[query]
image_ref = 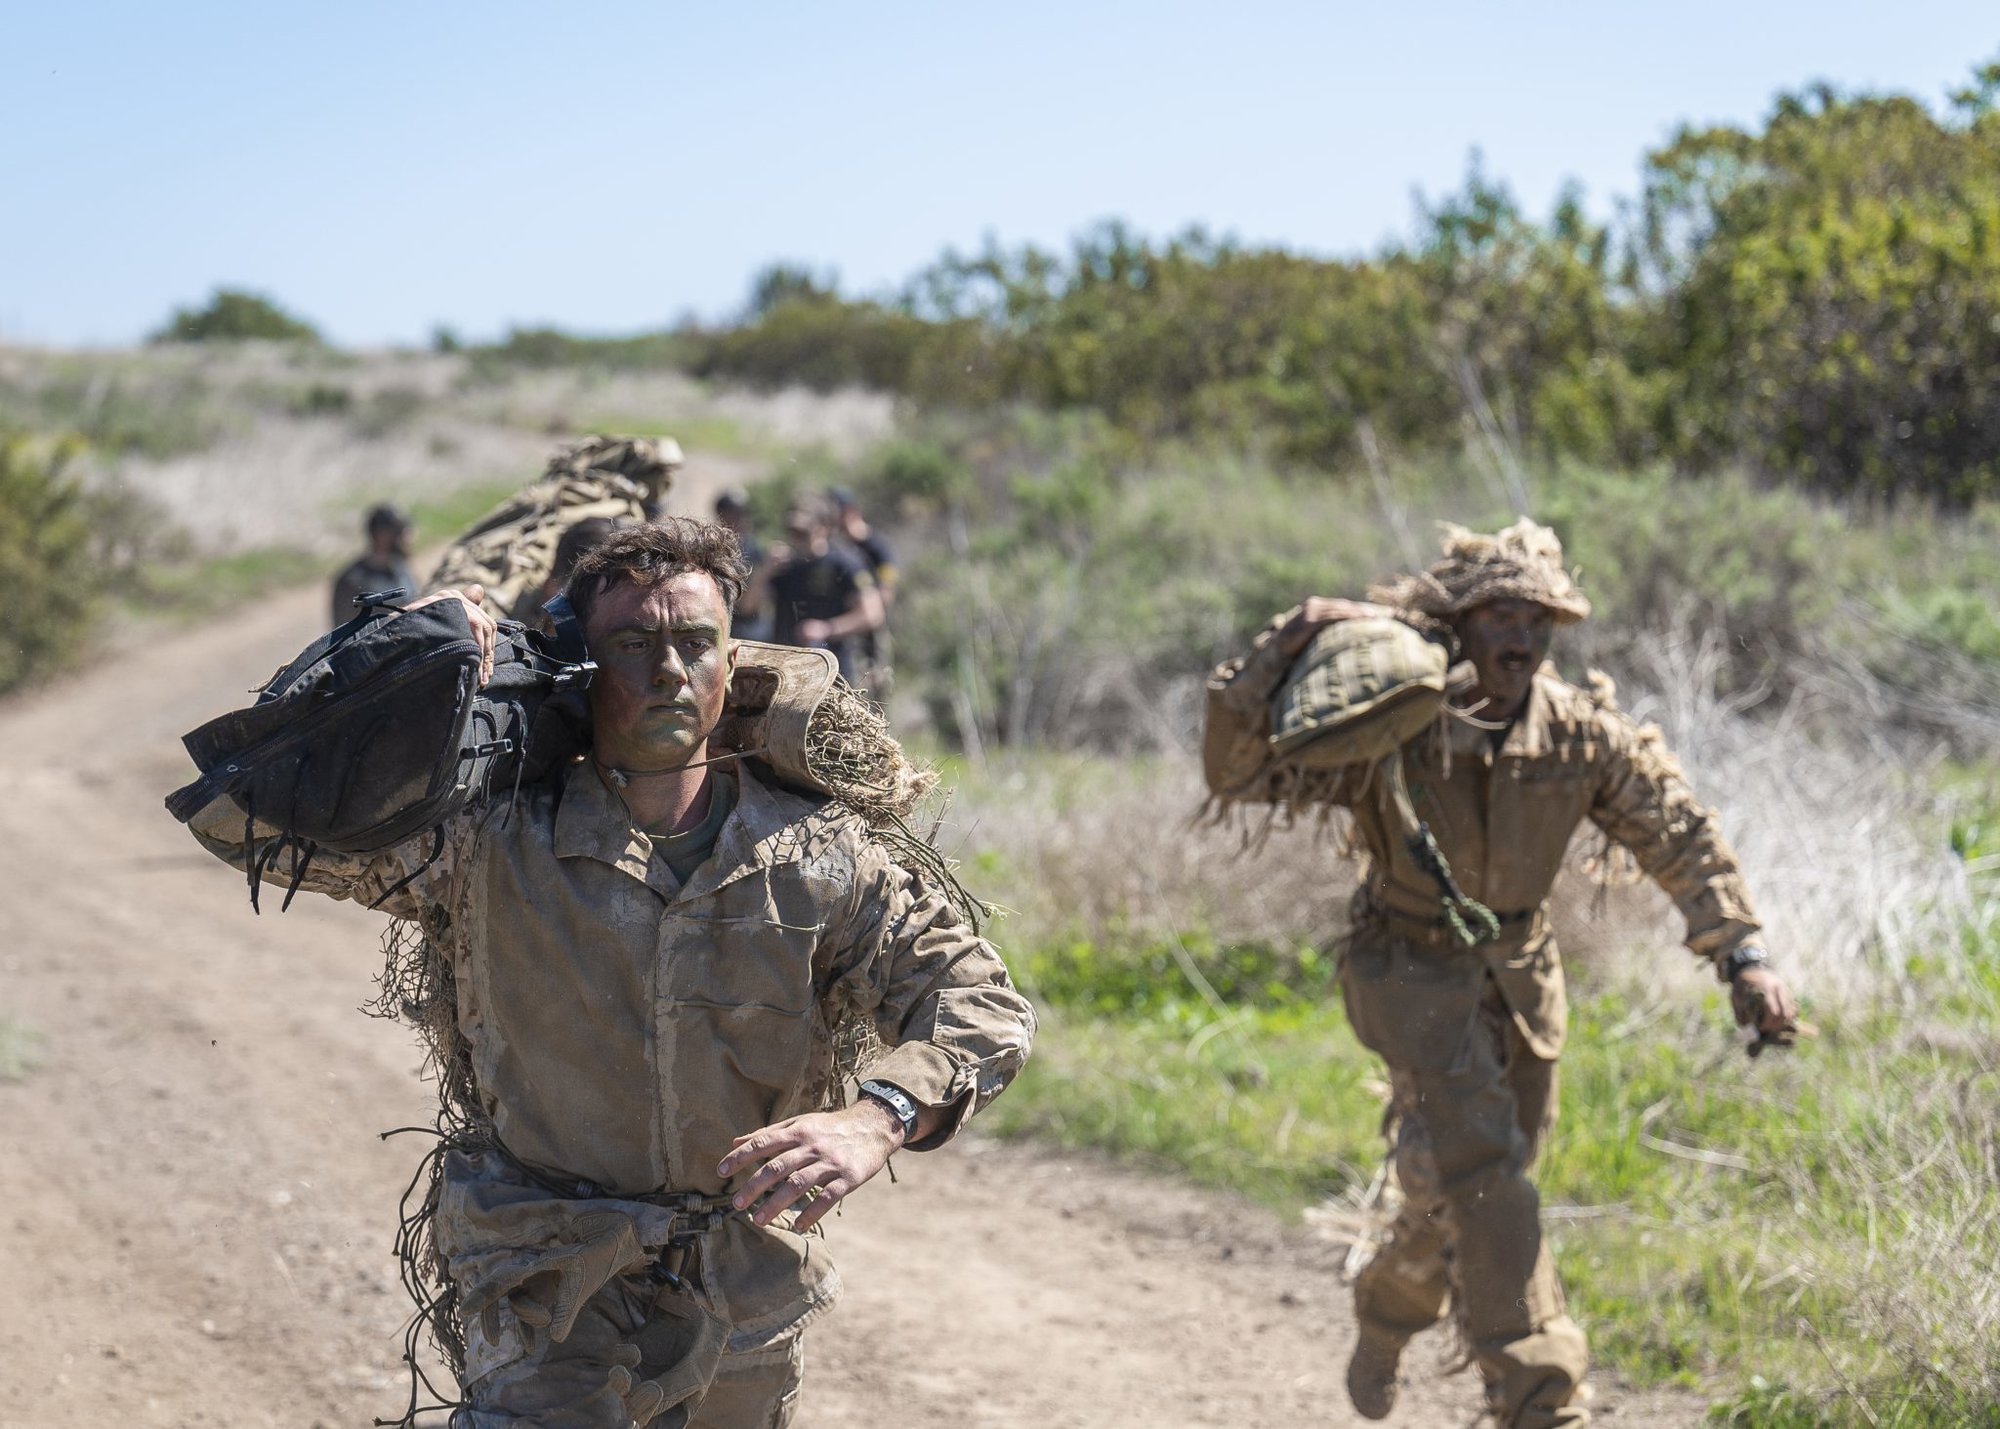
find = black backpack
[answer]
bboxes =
[164,593,593,910]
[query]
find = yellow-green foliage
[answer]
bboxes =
[150,287,323,345]
[664,62,2000,507]
[1645,84,2000,501]
[0,436,103,693]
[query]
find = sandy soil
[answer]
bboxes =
[0,536,1708,1426]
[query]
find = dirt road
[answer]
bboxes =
[0,580,1705,1427]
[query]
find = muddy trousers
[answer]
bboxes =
[689,1339,805,1429]
[459,1271,802,1429]
[1351,987,1589,1428]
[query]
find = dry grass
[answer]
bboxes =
[0,343,896,557]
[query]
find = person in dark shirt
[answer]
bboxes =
[330,504,414,627]
[829,486,897,694]
[829,486,897,606]
[713,489,771,640]
[742,494,884,682]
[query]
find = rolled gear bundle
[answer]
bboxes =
[425,436,685,622]
[1268,617,1448,769]
[717,641,936,822]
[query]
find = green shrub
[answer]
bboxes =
[150,287,322,344]
[0,436,105,692]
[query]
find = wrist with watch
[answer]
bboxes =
[858,1079,919,1141]
[1720,943,1771,981]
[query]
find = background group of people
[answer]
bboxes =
[334,470,899,698]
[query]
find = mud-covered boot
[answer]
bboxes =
[1346,1323,1409,1420]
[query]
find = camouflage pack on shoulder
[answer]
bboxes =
[425,436,684,621]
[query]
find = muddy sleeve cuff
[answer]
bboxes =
[822,838,1037,1151]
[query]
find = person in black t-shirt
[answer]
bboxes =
[741,494,884,683]
[830,486,897,694]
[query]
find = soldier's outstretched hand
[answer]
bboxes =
[718,1102,910,1233]
[1731,966,1800,1038]
[1276,597,1399,656]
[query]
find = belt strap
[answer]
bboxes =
[1384,754,1503,946]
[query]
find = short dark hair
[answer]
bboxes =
[365,503,409,537]
[565,518,750,628]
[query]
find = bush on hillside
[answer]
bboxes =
[671,58,2000,505]
[852,414,2000,754]
[150,288,323,345]
[0,436,105,693]
[1643,85,2000,501]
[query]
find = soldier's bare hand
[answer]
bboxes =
[1730,966,1798,1035]
[409,584,498,686]
[717,1102,906,1232]
[1275,597,1396,656]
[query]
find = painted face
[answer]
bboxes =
[584,571,737,770]
[1457,598,1555,717]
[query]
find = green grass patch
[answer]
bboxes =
[395,479,523,541]
[0,1016,43,1082]
[121,545,328,623]
[576,413,756,456]
[990,932,2000,1423]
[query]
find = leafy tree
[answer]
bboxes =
[1642,77,2000,500]
[150,288,322,344]
[744,263,838,318]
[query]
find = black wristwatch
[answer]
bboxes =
[858,1079,919,1141]
[1720,944,1771,981]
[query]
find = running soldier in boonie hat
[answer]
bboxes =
[1204,517,1801,1428]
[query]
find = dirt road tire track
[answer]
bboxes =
[0,578,1705,1427]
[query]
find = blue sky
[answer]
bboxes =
[4,2,1995,347]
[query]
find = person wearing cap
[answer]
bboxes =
[331,504,415,626]
[1203,518,1800,1428]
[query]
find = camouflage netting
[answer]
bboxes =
[544,434,684,495]
[362,664,977,1420]
[801,677,938,821]
[365,916,487,1423]
[1369,517,1591,643]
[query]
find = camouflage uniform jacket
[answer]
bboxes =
[1206,606,1761,1059]
[187,762,1035,1353]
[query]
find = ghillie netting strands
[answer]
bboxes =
[720,641,981,931]
[364,918,485,1424]
[1367,516,1592,644]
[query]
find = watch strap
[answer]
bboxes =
[858,1079,918,1139]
